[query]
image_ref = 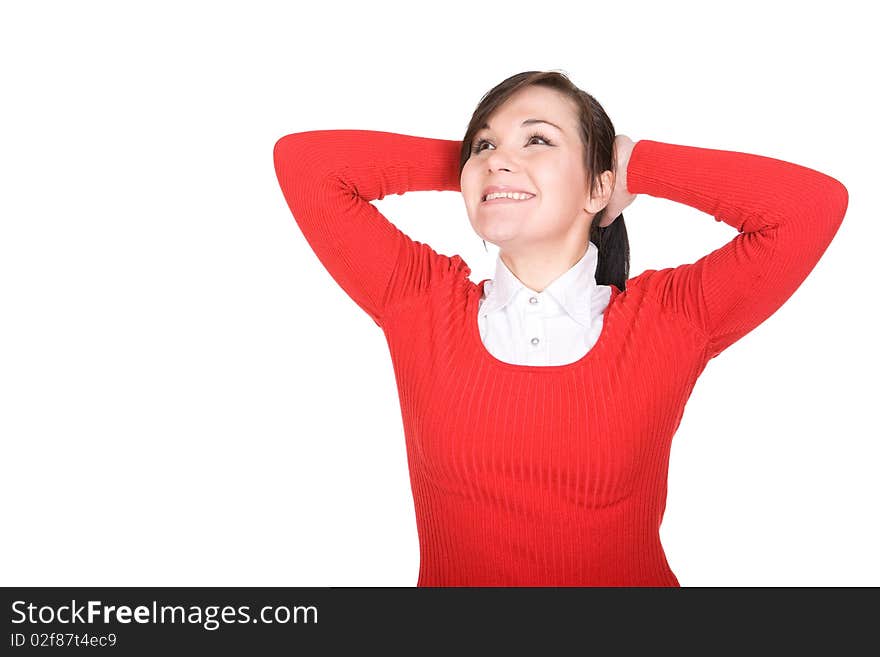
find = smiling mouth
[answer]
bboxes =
[481,194,536,204]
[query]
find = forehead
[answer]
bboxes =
[478,86,575,134]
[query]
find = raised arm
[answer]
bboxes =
[625,139,848,360]
[273,129,469,328]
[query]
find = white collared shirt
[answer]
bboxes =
[478,241,613,366]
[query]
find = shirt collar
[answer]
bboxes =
[480,241,603,328]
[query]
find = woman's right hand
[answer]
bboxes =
[599,134,638,227]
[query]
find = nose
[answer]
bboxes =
[485,148,514,173]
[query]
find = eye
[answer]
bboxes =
[471,131,553,155]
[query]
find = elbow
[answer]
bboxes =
[812,175,849,230]
[273,132,310,171]
[273,132,333,183]
[821,171,849,220]
[833,179,849,222]
[273,134,292,174]
[817,177,849,245]
[824,178,849,238]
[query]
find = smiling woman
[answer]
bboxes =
[459,72,629,291]
[272,70,848,586]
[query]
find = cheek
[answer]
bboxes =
[542,165,587,207]
[460,168,479,204]
[534,174,572,211]
[531,186,584,233]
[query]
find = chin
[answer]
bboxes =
[477,221,525,243]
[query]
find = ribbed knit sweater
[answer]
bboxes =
[273,129,848,586]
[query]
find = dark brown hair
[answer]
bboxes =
[458,70,630,291]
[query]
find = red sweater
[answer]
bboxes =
[273,130,848,586]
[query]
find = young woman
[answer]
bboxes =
[273,70,848,587]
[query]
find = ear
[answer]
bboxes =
[584,169,614,214]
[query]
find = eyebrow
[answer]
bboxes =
[478,118,564,134]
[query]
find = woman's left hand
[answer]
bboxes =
[599,134,638,227]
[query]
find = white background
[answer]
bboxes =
[1,0,876,587]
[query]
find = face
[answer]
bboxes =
[461,85,602,256]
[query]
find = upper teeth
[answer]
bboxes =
[484,191,534,201]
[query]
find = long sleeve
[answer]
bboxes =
[273,129,468,328]
[626,139,849,360]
